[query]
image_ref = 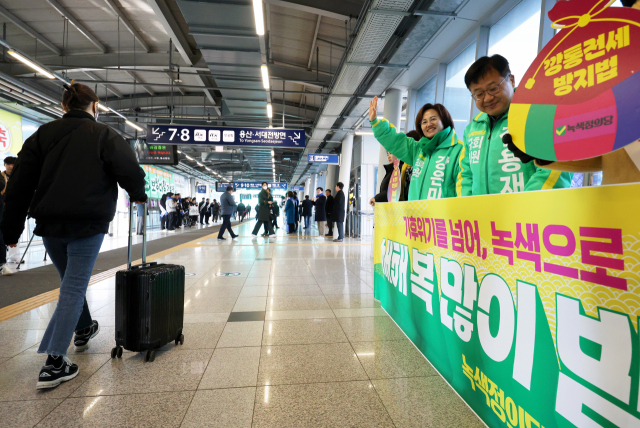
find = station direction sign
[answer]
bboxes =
[308,154,339,164]
[148,125,305,148]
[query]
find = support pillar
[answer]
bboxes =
[376,88,402,193]
[336,134,354,238]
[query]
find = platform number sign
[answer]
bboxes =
[149,125,305,148]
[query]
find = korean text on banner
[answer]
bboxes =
[143,165,175,199]
[374,183,640,428]
[0,109,23,161]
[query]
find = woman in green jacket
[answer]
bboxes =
[369,96,463,200]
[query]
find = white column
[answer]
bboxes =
[310,173,317,195]
[325,164,337,196]
[376,88,402,193]
[336,134,354,238]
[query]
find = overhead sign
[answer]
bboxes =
[509,1,640,161]
[133,141,179,165]
[148,125,305,148]
[197,185,207,194]
[289,186,304,192]
[216,182,287,191]
[308,154,339,164]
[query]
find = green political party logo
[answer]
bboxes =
[555,125,566,136]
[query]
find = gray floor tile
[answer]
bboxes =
[332,308,388,318]
[263,318,348,346]
[265,309,335,321]
[0,399,62,428]
[182,388,255,428]
[338,317,407,342]
[239,285,269,297]
[373,376,485,428]
[317,282,374,295]
[267,285,323,296]
[268,276,318,286]
[0,353,110,402]
[228,311,266,322]
[0,329,45,358]
[158,322,225,351]
[243,277,270,286]
[70,349,212,397]
[232,297,267,312]
[183,313,230,324]
[216,321,264,348]
[353,340,438,379]
[266,295,330,311]
[257,343,368,385]
[0,319,52,331]
[324,294,381,309]
[253,381,394,428]
[199,347,261,389]
[183,296,237,314]
[36,391,194,428]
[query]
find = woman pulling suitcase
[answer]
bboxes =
[0,82,147,389]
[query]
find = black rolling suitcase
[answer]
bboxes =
[111,201,185,362]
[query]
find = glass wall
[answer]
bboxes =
[444,42,477,132]
[488,0,541,86]
[416,76,436,110]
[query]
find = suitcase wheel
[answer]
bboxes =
[145,350,156,363]
[111,346,123,359]
[175,334,185,346]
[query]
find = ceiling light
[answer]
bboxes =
[266,103,272,118]
[96,103,110,112]
[261,65,270,89]
[253,0,265,35]
[271,149,274,156]
[185,155,194,160]
[197,162,204,167]
[125,120,144,132]
[355,131,374,136]
[7,50,55,79]
[177,150,182,153]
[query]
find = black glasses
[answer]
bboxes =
[471,74,510,101]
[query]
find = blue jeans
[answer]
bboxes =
[38,233,105,357]
[337,222,344,240]
[304,216,311,228]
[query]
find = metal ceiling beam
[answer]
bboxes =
[147,0,194,65]
[103,0,151,53]
[306,15,321,70]
[263,0,351,22]
[82,71,123,98]
[0,5,62,55]
[123,70,155,96]
[46,0,108,53]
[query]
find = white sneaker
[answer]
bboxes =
[1,264,15,276]
[251,233,257,237]
[268,233,276,237]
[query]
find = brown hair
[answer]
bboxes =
[406,130,421,141]
[414,103,454,138]
[62,80,99,111]
[287,191,294,197]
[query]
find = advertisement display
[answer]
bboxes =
[148,125,305,148]
[132,140,179,165]
[0,109,23,162]
[374,184,640,428]
[216,182,287,191]
[143,165,174,199]
[308,154,339,164]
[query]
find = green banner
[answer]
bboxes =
[143,165,175,199]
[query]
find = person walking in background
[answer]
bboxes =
[159,193,168,231]
[271,196,280,230]
[136,202,145,235]
[0,156,16,275]
[198,197,207,224]
[293,191,300,232]
[218,186,238,241]
[254,203,260,220]
[301,195,313,229]
[324,189,334,238]
[166,193,176,232]
[203,198,211,224]
[311,187,326,236]
[237,200,246,222]
[0,81,146,389]
[333,182,346,242]
[252,182,275,238]
[246,204,251,220]
[284,191,296,233]
[210,199,219,224]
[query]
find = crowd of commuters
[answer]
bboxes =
[158,193,221,232]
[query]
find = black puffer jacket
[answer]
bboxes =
[0,110,146,244]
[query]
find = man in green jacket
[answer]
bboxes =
[458,55,572,196]
[369,99,463,200]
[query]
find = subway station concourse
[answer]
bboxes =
[0,0,637,427]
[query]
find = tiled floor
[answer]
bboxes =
[0,221,485,427]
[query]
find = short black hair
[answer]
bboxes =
[305,195,309,199]
[262,182,268,186]
[226,186,234,191]
[336,182,344,190]
[316,187,323,191]
[464,54,511,89]
[325,189,331,194]
[3,156,17,165]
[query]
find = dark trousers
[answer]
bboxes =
[218,215,237,238]
[288,223,295,232]
[0,209,5,265]
[167,212,176,230]
[205,213,211,224]
[160,215,167,230]
[272,217,278,229]
[252,220,274,235]
[200,212,206,224]
[327,221,333,235]
[337,222,344,240]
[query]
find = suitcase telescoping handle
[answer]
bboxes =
[127,198,149,270]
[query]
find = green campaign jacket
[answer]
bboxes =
[458,109,572,196]
[371,118,463,200]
